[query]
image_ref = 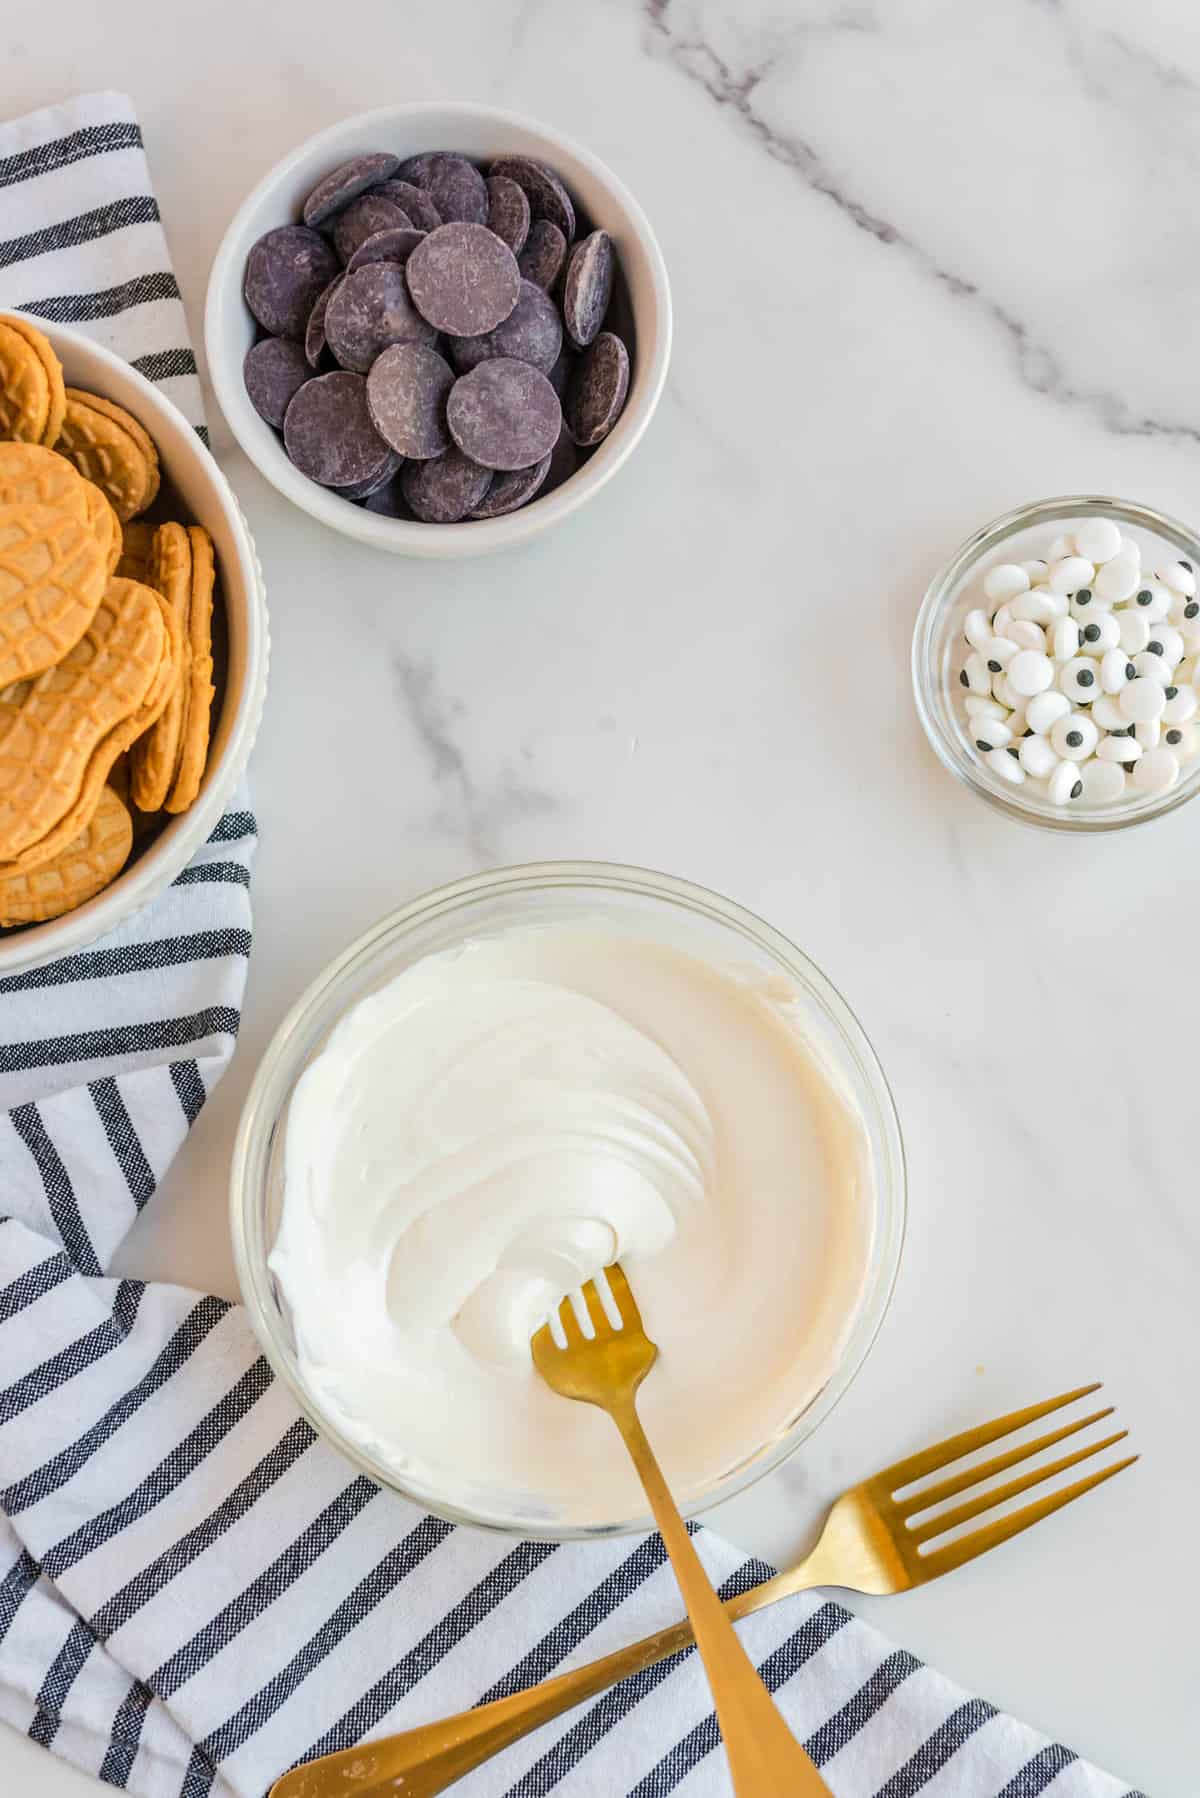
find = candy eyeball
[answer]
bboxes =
[1059,657,1099,702]
[1073,519,1122,564]
[983,563,1030,605]
[956,526,1200,806]
[1050,713,1099,760]
[1093,558,1141,603]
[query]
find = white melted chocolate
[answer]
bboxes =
[272,923,875,1527]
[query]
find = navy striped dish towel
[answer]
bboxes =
[0,92,1144,1798]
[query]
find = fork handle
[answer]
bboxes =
[610,1397,834,1796]
[267,1566,807,1798]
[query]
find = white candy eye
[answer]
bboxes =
[1132,747,1180,794]
[1019,559,1047,580]
[1077,612,1120,655]
[1048,760,1084,804]
[965,695,1008,719]
[1024,689,1071,734]
[992,604,1014,635]
[1048,556,1095,595]
[1018,734,1059,777]
[1093,558,1140,603]
[1050,713,1099,760]
[1058,656,1099,702]
[1146,623,1183,666]
[981,637,1018,672]
[1162,684,1198,724]
[1010,590,1057,625]
[1092,692,1127,729]
[1116,610,1150,654]
[1132,650,1171,685]
[983,563,1031,604]
[1156,560,1196,597]
[961,652,991,694]
[1069,586,1101,619]
[1119,676,1167,723]
[1051,617,1079,661]
[1005,619,1046,652]
[1073,519,1122,563]
[1007,650,1055,696]
[964,608,991,649]
[1163,721,1197,756]
[1129,581,1171,622]
[1097,733,1140,764]
[971,718,1012,752]
[1099,649,1132,694]
[985,745,1026,784]
[1079,759,1127,803]
[1135,717,1161,749]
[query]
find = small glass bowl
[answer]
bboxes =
[230,862,906,1540]
[912,495,1200,832]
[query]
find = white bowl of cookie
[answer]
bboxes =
[0,315,269,975]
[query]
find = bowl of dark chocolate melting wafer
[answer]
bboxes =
[206,104,673,558]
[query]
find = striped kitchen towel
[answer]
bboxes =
[0,91,1145,1798]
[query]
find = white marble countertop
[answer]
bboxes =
[3,1,1198,1792]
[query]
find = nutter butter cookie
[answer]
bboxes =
[57,387,161,521]
[0,784,133,927]
[0,494,108,687]
[0,316,61,445]
[0,321,224,927]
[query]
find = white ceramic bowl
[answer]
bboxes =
[0,322,269,975]
[205,103,673,559]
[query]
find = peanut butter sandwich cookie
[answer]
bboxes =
[0,315,65,446]
[166,525,216,814]
[131,524,215,815]
[0,493,109,687]
[0,785,133,927]
[56,387,161,521]
[0,577,167,875]
[0,328,222,927]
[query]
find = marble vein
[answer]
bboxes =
[643,0,1200,448]
[391,653,557,864]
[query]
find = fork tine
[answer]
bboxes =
[557,1293,584,1346]
[580,1279,610,1337]
[878,1383,1103,1494]
[918,1454,1138,1577]
[907,1430,1129,1544]
[899,1407,1115,1516]
[604,1262,641,1325]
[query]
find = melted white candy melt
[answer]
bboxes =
[272,924,875,1528]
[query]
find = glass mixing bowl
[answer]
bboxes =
[230,862,906,1539]
[913,495,1200,832]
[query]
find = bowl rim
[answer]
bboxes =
[912,492,1200,833]
[230,858,908,1540]
[0,319,269,974]
[205,101,673,559]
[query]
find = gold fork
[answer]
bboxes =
[532,1263,830,1793]
[270,1376,1135,1798]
